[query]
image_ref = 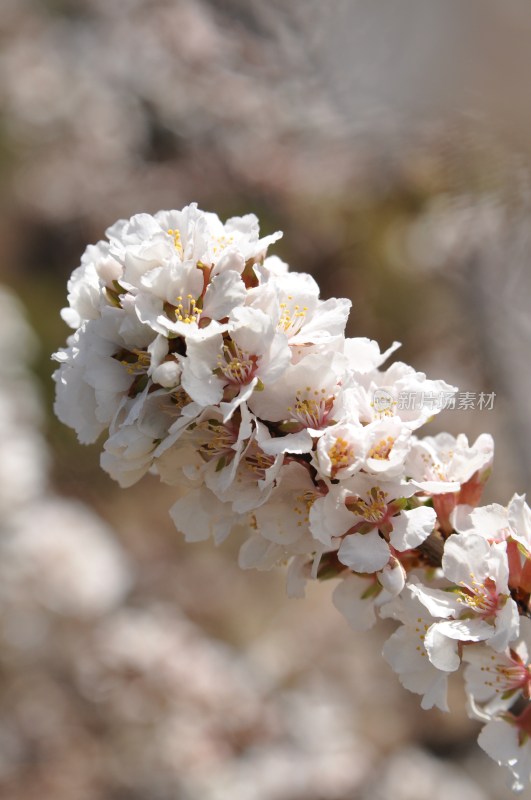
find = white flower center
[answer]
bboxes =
[368,436,395,461]
[238,444,275,483]
[370,395,396,419]
[421,451,452,482]
[175,294,201,325]
[288,387,334,429]
[169,387,190,413]
[278,295,308,335]
[116,348,151,375]
[167,228,183,255]
[292,490,318,528]
[457,575,501,618]
[216,342,256,385]
[193,419,238,463]
[414,617,430,656]
[328,436,355,477]
[347,487,389,523]
[479,656,530,694]
[212,234,235,255]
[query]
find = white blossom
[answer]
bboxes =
[313,422,368,480]
[332,572,391,632]
[247,270,351,349]
[351,361,457,430]
[477,717,531,793]
[381,585,450,712]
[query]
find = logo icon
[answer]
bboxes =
[372,388,394,414]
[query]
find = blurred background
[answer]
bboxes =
[1,1,531,798]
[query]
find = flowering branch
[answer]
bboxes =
[53,204,531,792]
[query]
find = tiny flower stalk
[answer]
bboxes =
[508,542,531,600]
[515,704,531,741]
[432,492,458,536]
[416,528,446,567]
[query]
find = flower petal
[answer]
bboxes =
[338,530,390,573]
[389,506,436,551]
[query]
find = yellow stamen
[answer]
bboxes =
[167,228,183,254]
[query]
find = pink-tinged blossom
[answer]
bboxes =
[464,618,531,711]
[181,305,291,420]
[406,432,494,533]
[454,494,531,555]
[247,351,348,434]
[412,534,519,672]
[452,495,531,595]
[361,416,413,479]
[406,432,494,495]
[335,475,433,574]
[313,422,368,481]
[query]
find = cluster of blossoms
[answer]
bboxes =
[54,204,531,791]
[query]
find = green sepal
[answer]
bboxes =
[501,689,518,701]
[517,541,530,559]
[278,421,302,433]
[361,582,382,600]
[317,564,341,581]
[104,287,122,308]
